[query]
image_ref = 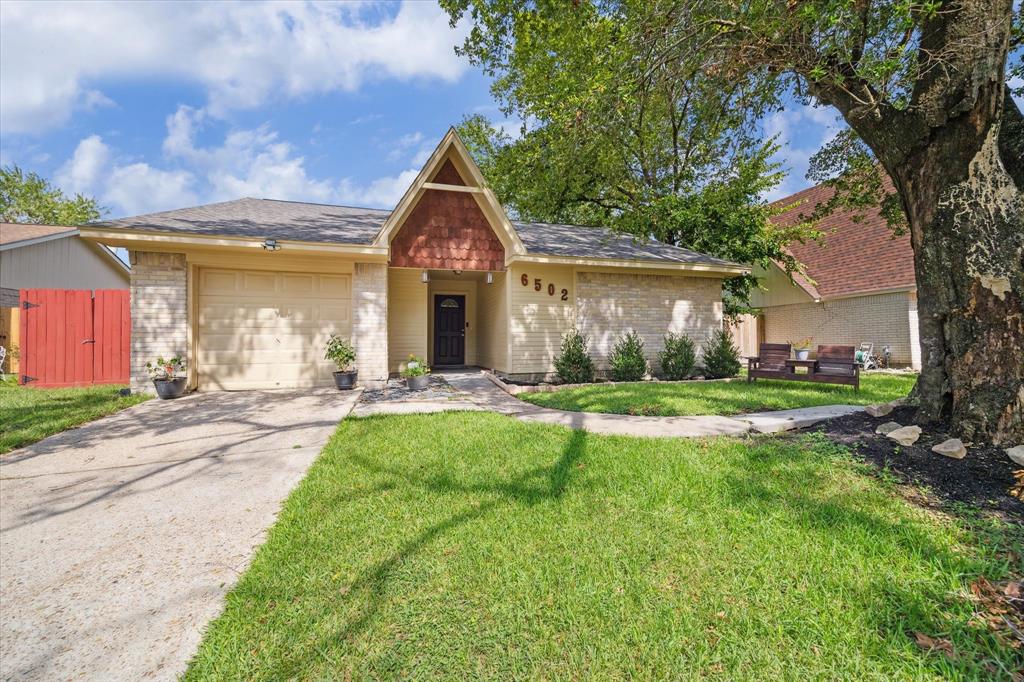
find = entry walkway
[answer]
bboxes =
[364,370,864,437]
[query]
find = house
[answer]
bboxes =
[0,224,130,374]
[748,183,921,369]
[79,129,747,393]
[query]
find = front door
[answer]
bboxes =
[434,295,465,366]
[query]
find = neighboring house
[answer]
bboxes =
[749,183,921,369]
[80,129,747,393]
[0,224,130,374]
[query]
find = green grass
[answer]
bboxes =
[0,377,149,454]
[186,412,1021,680]
[521,371,917,416]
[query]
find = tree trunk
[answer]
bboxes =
[891,119,1023,446]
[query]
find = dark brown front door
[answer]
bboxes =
[434,295,465,366]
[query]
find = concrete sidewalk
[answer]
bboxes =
[0,389,360,681]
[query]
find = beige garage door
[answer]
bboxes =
[198,268,351,390]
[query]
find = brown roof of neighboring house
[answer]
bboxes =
[0,223,77,247]
[769,182,916,300]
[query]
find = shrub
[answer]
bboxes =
[324,334,356,371]
[702,329,741,378]
[401,354,430,378]
[609,330,648,382]
[554,329,595,384]
[658,332,697,380]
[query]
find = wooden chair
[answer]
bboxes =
[747,343,792,382]
[812,345,860,390]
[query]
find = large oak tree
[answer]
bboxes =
[445,0,1024,445]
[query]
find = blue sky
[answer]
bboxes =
[0,0,943,219]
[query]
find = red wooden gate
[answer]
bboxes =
[19,289,130,387]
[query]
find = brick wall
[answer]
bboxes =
[353,262,388,388]
[762,291,917,366]
[575,271,723,375]
[129,251,187,393]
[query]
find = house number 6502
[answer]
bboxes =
[520,272,569,300]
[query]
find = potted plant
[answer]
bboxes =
[791,337,813,361]
[146,356,187,399]
[325,334,358,389]
[401,354,430,390]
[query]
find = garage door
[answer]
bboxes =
[198,268,351,390]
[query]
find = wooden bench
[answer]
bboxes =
[747,343,860,390]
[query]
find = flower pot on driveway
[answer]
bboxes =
[333,370,358,390]
[795,349,811,361]
[406,375,430,390]
[153,377,188,399]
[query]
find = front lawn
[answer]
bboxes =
[0,378,149,454]
[521,371,917,416]
[186,412,1020,680]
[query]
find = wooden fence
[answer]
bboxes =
[18,289,130,387]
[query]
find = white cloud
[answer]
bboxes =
[762,103,845,202]
[56,135,111,194]
[1,0,469,134]
[59,106,423,215]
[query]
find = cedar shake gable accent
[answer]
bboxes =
[430,159,466,186]
[769,179,916,299]
[389,190,506,271]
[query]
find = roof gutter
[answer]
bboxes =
[79,226,390,259]
[508,252,750,276]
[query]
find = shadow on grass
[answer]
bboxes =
[261,427,589,679]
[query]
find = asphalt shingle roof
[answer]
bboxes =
[769,181,916,299]
[95,197,740,268]
[0,223,77,247]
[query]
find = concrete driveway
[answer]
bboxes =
[0,389,359,681]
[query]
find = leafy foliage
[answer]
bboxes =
[444,0,820,315]
[701,330,741,379]
[608,330,648,382]
[401,355,430,378]
[145,356,186,380]
[553,328,595,384]
[324,334,356,372]
[0,165,101,225]
[658,333,697,380]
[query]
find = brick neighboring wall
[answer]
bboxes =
[576,272,723,374]
[353,262,388,389]
[129,251,187,393]
[762,291,917,366]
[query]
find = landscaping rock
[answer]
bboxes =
[1006,445,1024,467]
[886,425,922,446]
[875,421,902,435]
[865,403,894,417]
[931,438,967,460]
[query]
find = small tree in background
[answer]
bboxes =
[658,332,696,380]
[554,328,595,384]
[0,165,101,225]
[609,330,648,382]
[702,330,741,379]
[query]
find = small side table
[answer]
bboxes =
[785,359,816,376]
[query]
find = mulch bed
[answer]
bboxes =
[812,405,1023,523]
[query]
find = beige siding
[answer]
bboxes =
[576,271,723,373]
[1,237,128,291]
[749,262,815,308]
[508,263,576,375]
[762,291,916,365]
[477,270,508,371]
[427,279,478,366]
[388,268,428,372]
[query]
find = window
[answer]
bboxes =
[440,298,460,308]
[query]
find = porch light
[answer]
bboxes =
[453,269,463,275]
[262,238,280,251]
[486,272,493,284]
[421,270,429,283]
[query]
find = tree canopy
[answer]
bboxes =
[0,165,101,225]
[444,0,818,316]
